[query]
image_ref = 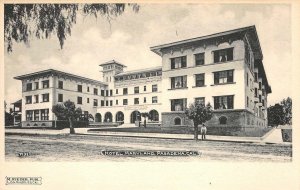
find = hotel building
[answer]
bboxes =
[14,26,271,130]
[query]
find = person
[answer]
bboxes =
[200,123,207,140]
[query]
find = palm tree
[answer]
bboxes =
[52,100,82,134]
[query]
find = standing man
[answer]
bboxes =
[200,123,207,140]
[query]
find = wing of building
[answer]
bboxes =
[14,25,271,131]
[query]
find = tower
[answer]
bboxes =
[99,60,126,89]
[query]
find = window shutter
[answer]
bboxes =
[214,72,219,84]
[171,59,175,69]
[182,56,187,67]
[227,48,233,61]
[214,51,219,63]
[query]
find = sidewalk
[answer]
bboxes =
[5,127,291,145]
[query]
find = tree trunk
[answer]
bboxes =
[194,122,198,141]
[69,118,75,134]
[144,118,146,128]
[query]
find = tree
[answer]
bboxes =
[267,104,284,126]
[281,97,292,125]
[141,112,149,128]
[4,3,139,52]
[52,100,82,134]
[267,97,292,126]
[185,102,213,141]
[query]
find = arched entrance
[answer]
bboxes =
[130,111,141,123]
[116,111,124,123]
[95,113,102,122]
[104,112,112,122]
[174,117,181,125]
[149,110,159,121]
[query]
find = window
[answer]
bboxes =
[34,95,39,103]
[94,88,98,95]
[58,94,63,102]
[171,76,187,89]
[213,48,233,63]
[87,86,90,92]
[78,85,82,92]
[214,95,234,110]
[34,110,39,121]
[195,53,205,66]
[171,56,187,69]
[219,116,227,124]
[214,70,234,84]
[116,89,119,94]
[254,72,258,82]
[25,96,32,104]
[26,83,32,91]
[123,88,128,95]
[94,99,98,107]
[255,88,258,97]
[144,86,147,91]
[58,81,63,89]
[123,99,128,105]
[106,101,109,106]
[152,84,158,92]
[77,97,82,104]
[110,90,113,96]
[42,80,49,88]
[101,100,104,106]
[259,95,262,103]
[171,99,187,111]
[152,96,158,103]
[41,109,49,120]
[134,87,139,94]
[116,100,118,105]
[106,90,109,96]
[42,93,49,102]
[144,97,147,103]
[110,100,113,106]
[26,110,33,121]
[134,98,139,105]
[195,97,205,105]
[101,90,105,96]
[87,98,89,103]
[247,96,249,107]
[34,82,39,90]
[259,82,262,90]
[174,117,181,125]
[195,74,205,87]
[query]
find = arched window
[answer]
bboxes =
[174,117,181,125]
[95,113,102,122]
[219,116,227,125]
[116,111,124,122]
[149,110,159,121]
[130,111,141,123]
[104,112,112,122]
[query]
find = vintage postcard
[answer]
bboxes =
[1,1,299,190]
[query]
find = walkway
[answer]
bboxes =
[5,126,291,145]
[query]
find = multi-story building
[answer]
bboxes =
[14,69,107,127]
[151,25,271,128]
[14,25,271,131]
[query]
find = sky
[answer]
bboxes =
[4,3,291,107]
